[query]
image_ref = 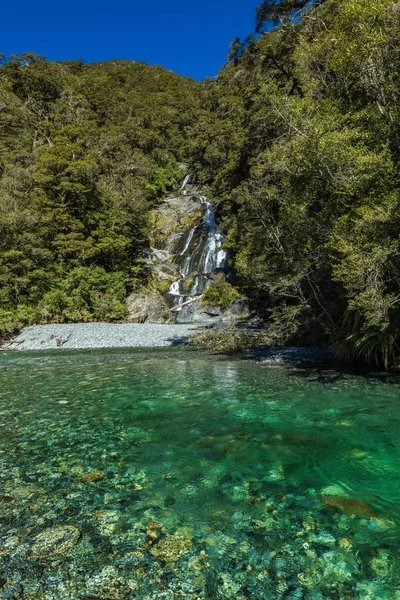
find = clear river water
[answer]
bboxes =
[0,348,400,599]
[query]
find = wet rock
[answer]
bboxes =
[370,549,391,578]
[150,527,193,563]
[321,495,382,519]
[80,470,105,483]
[320,549,359,584]
[94,510,122,536]
[9,484,38,500]
[31,526,80,558]
[146,520,165,542]
[149,197,202,253]
[338,537,353,552]
[1,583,23,599]
[309,531,336,547]
[85,565,133,598]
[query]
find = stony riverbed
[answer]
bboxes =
[0,349,399,599]
[2,323,196,351]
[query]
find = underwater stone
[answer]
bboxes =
[218,572,245,598]
[309,531,336,547]
[85,565,129,598]
[31,525,80,558]
[146,520,166,542]
[370,549,391,579]
[150,527,193,563]
[94,510,122,536]
[320,550,359,584]
[321,495,382,519]
[338,537,353,552]
[1,583,23,599]
[80,470,105,483]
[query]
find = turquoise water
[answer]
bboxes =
[1,349,400,599]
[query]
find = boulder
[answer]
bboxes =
[31,526,80,558]
[126,290,169,323]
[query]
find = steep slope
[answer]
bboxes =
[126,177,245,324]
[0,57,200,336]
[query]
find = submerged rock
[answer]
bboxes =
[94,510,122,536]
[150,527,193,563]
[80,470,105,483]
[321,495,382,519]
[31,526,80,558]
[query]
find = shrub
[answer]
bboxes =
[0,305,38,339]
[202,274,240,308]
[191,326,267,352]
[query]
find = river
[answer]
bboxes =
[0,348,399,598]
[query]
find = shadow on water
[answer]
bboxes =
[219,346,400,385]
[168,335,191,346]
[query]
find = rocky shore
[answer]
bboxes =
[2,324,338,368]
[2,323,196,351]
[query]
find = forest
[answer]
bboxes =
[1,0,400,368]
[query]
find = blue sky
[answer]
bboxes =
[1,0,259,80]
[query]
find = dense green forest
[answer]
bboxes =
[1,0,400,367]
[0,56,199,333]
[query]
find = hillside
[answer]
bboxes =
[0,57,199,334]
[2,0,400,368]
[189,0,400,368]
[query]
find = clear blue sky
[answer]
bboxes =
[1,0,260,80]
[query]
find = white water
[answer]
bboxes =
[178,174,192,196]
[198,197,228,274]
[180,225,197,257]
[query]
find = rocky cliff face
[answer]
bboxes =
[126,181,248,324]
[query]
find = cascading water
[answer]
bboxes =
[198,197,228,274]
[178,174,192,196]
[167,178,228,319]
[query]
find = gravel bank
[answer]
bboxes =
[2,323,198,351]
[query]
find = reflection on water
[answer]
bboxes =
[0,349,400,598]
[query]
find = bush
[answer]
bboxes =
[202,274,240,308]
[191,326,266,352]
[0,305,38,339]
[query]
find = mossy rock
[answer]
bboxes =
[148,199,202,251]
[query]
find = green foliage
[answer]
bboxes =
[255,0,324,29]
[38,267,126,323]
[0,306,39,339]
[202,274,240,308]
[0,58,199,338]
[188,0,400,368]
[2,0,400,368]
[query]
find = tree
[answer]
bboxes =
[255,0,324,30]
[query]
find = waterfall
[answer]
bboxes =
[168,188,228,314]
[180,224,197,258]
[198,197,228,274]
[178,174,192,196]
